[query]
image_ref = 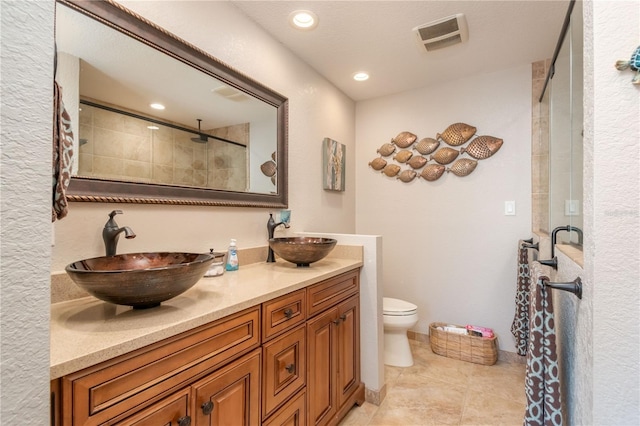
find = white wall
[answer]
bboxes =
[582,0,639,423]
[0,1,54,423]
[50,1,356,272]
[355,65,532,352]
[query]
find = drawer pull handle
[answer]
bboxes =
[285,363,295,374]
[284,308,294,319]
[178,416,192,426]
[201,401,214,415]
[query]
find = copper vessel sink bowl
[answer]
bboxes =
[65,252,214,309]
[268,237,337,267]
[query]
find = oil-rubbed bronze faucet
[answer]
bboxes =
[103,210,136,256]
[267,213,289,262]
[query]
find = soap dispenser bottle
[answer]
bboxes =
[225,239,239,271]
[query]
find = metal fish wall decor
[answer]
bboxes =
[460,136,503,160]
[367,123,503,184]
[437,123,476,146]
[391,131,417,148]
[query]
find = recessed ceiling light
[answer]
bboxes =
[353,72,370,82]
[289,10,318,30]
[150,103,165,110]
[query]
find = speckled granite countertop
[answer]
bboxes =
[50,248,362,379]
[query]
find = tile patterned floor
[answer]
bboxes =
[340,339,527,426]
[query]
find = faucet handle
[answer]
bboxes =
[109,210,123,218]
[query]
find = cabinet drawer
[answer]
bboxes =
[307,270,359,318]
[262,389,306,426]
[262,325,306,419]
[61,307,260,425]
[114,387,190,426]
[262,289,306,342]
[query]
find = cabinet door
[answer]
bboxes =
[262,325,306,419]
[262,389,306,426]
[192,349,261,426]
[114,387,190,426]
[336,295,360,408]
[306,307,338,426]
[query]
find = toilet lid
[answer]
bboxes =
[383,297,417,315]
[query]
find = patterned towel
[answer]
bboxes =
[524,261,562,426]
[52,81,74,222]
[511,240,531,356]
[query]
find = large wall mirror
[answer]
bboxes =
[546,0,583,245]
[56,0,288,208]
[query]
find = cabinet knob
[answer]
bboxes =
[201,401,214,415]
[340,314,347,321]
[285,363,295,374]
[177,416,192,426]
[332,318,341,325]
[284,308,294,319]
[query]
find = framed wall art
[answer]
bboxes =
[323,138,346,191]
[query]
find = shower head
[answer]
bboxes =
[191,119,209,143]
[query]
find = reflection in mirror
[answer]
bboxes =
[55,0,288,207]
[548,0,583,246]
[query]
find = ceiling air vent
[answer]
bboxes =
[413,13,468,52]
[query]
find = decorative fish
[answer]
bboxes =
[368,157,387,171]
[447,158,478,177]
[615,45,640,85]
[397,169,417,183]
[381,164,401,177]
[260,160,277,177]
[413,137,440,155]
[460,136,504,160]
[391,131,417,148]
[418,164,446,181]
[430,147,460,165]
[407,155,428,169]
[437,123,477,146]
[393,150,413,163]
[271,151,276,161]
[377,143,396,157]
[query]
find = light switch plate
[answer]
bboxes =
[504,201,516,216]
[565,200,580,216]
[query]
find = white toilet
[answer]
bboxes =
[383,297,419,367]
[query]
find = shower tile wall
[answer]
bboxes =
[531,59,551,234]
[78,104,248,191]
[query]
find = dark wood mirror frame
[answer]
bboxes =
[60,0,288,208]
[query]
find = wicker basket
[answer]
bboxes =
[429,322,498,366]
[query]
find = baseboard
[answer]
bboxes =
[407,330,526,364]
[364,383,387,406]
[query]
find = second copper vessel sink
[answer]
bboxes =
[268,237,337,267]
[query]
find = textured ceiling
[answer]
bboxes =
[231,1,570,101]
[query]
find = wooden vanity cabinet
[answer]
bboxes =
[51,268,362,426]
[55,307,260,425]
[261,289,307,423]
[306,270,364,426]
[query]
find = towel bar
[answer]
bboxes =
[539,256,558,269]
[544,277,582,299]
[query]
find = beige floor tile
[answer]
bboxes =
[340,401,379,425]
[368,407,436,425]
[339,339,527,426]
[460,390,526,425]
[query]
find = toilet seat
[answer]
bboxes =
[383,297,417,316]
